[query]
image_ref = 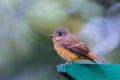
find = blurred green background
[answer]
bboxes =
[0,0,120,80]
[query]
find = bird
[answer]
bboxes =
[50,28,108,64]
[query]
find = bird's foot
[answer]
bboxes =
[66,61,73,64]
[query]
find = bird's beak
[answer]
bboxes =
[49,35,53,38]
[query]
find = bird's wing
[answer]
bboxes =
[60,35,96,63]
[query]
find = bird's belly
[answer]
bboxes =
[54,42,84,61]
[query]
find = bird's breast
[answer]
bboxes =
[54,42,85,61]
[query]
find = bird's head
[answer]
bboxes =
[50,28,71,42]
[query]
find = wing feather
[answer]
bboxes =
[60,35,96,63]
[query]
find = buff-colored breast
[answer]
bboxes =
[54,42,85,61]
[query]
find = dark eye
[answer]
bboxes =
[58,32,62,36]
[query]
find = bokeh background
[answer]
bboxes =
[0,0,120,80]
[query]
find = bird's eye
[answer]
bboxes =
[58,32,62,36]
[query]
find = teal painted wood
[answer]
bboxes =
[57,64,120,80]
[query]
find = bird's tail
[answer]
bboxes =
[88,52,108,64]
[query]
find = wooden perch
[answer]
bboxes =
[57,64,120,80]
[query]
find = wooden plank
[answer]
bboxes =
[57,64,120,80]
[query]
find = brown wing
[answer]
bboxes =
[60,35,96,63]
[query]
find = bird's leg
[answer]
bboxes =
[66,61,73,64]
[66,61,70,64]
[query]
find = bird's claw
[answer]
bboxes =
[66,61,73,64]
